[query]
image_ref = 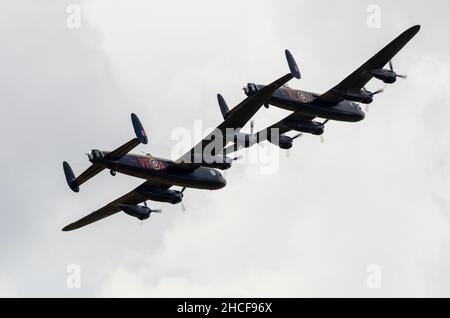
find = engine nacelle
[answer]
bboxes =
[369,69,397,84]
[332,88,374,104]
[137,186,183,204]
[119,204,152,220]
[243,83,258,96]
[268,134,293,150]
[283,119,324,136]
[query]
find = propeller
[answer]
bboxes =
[320,119,329,144]
[389,61,408,79]
[143,201,162,212]
[371,88,384,96]
[362,87,384,113]
[363,86,384,96]
[286,133,304,157]
[139,202,162,226]
[180,187,187,212]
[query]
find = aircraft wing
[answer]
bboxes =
[175,50,301,165]
[255,112,315,143]
[62,181,170,231]
[223,112,315,153]
[314,25,420,106]
[66,139,142,189]
[177,79,301,166]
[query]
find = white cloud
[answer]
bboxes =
[1,0,450,297]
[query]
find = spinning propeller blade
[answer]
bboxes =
[372,88,384,96]
[180,187,187,212]
[320,119,329,143]
[389,60,408,80]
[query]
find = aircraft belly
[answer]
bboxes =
[270,98,362,122]
[101,160,224,190]
[307,106,361,122]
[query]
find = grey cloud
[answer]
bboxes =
[1,0,450,297]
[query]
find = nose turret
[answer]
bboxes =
[356,105,366,121]
[217,173,227,189]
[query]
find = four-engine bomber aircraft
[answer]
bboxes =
[61,50,301,231]
[62,25,420,231]
[231,25,420,151]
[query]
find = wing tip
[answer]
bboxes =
[62,224,75,232]
[406,25,421,36]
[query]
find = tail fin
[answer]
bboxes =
[217,94,229,119]
[285,49,301,79]
[63,161,80,192]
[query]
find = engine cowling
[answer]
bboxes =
[243,83,258,96]
[119,204,152,220]
[332,88,374,104]
[268,134,293,149]
[369,69,397,84]
[283,119,324,135]
[137,186,183,204]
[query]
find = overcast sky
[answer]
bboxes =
[0,0,449,297]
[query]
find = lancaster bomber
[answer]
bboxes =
[62,25,420,231]
[227,25,420,152]
[62,50,300,231]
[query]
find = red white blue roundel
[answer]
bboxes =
[298,92,308,103]
[150,159,161,170]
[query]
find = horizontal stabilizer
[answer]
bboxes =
[63,162,105,193]
[104,139,140,161]
[63,113,149,192]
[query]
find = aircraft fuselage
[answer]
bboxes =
[88,150,227,190]
[247,84,365,122]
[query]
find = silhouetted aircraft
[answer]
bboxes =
[236,25,420,151]
[62,50,300,231]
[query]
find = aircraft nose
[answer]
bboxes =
[359,108,366,121]
[218,174,227,189]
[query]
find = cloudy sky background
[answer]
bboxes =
[0,0,449,297]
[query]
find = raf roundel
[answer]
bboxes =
[151,159,161,170]
[298,92,308,103]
